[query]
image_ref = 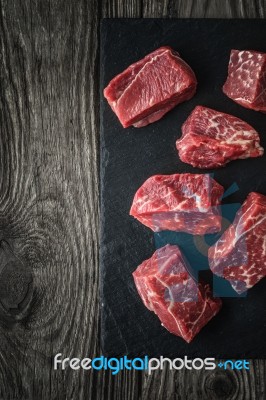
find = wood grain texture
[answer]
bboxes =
[0,0,265,399]
[0,0,101,399]
[142,0,266,18]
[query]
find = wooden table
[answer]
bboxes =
[0,1,265,399]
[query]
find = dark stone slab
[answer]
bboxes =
[100,19,266,358]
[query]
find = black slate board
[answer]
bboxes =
[100,19,266,358]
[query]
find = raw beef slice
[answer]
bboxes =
[104,46,197,128]
[223,49,266,112]
[209,192,266,294]
[133,244,222,342]
[130,173,224,235]
[176,106,264,169]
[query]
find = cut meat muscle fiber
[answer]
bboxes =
[176,106,264,169]
[223,49,266,112]
[130,173,224,235]
[209,192,266,294]
[133,244,222,343]
[104,46,197,128]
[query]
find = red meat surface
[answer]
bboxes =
[223,49,266,112]
[209,192,266,294]
[176,106,264,169]
[133,244,222,343]
[130,173,224,235]
[104,46,197,128]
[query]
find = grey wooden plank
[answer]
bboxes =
[142,0,266,18]
[102,0,143,17]
[0,0,102,399]
[102,0,266,18]
[0,0,265,399]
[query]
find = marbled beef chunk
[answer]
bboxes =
[133,244,222,343]
[104,47,197,128]
[176,106,264,169]
[209,192,266,294]
[130,173,224,235]
[223,49,266,112]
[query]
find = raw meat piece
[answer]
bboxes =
[130,173,224,235]
[176,106,264,169]
[104,46,197,128]
[223,49,266,112]
[133,244,222,342]
[209,192,266,294]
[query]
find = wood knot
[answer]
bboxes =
[203,369,237,400]
[0,240,33,320]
